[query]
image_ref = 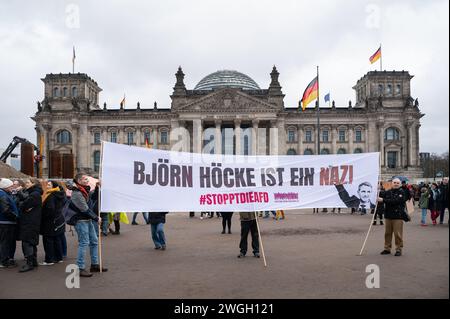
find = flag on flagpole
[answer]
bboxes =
[145,137,151,149]
[324,92,330,103]
[300,76,318,111]
[369,46,381,64]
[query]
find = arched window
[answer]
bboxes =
[322,130,329,142]
[160,131,168,144]
[386,84,392,95]
[287,129,295,143]
[304,149,313,155]
[385,127,400,141]
[72,86,78,97]
[127,131,134,145]
[93,151,100,172]
[378,84,383,95]
[395,84,401,94]
[53,87,59,97]
[337,148,346,154]
[93,132,101,144]
[354,148,363,154]
[63,87,67,97]
[287,149,297,155]
[355,129,362,142]
[56,130,71,144]
[320,148,330,155]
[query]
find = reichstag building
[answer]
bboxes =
[32,66,424,179]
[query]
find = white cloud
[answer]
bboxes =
[0,0,448,154]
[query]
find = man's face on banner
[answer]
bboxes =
[358,185,372,203]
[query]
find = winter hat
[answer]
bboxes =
[0,178,14,189]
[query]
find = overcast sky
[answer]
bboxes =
[0,0,448,154]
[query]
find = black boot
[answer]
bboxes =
[113,220,120,235]
[19,258,35,273]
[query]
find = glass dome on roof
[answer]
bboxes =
[194,70,260,90]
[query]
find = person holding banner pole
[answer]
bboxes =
[237,212,260,259]
[379,178,410,257]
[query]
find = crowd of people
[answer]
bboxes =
[1,175,448,275]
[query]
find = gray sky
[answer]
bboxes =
[0,0,448,154]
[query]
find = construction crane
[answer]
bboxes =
[0,136,40,163]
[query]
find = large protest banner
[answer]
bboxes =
[101,142,379,212]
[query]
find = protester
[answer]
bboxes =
[429,183,440,225]
[0,178,19,269]
[419,186,430,226]
[109,212,129,234]
[275,209,285,220]
[379,178,410,257]
[331,208,341,214]
[132,212,149,225]
[237,212,260,258]
[71,174,107,277]
[373,182,385,226]
[39,181,66,265]
[17,179,43,272]
[148,212,168,250]
[438,177,449,224]
[221,211,233,234]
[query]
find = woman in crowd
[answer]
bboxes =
[17,179,43,272]
[429,183,441,225]
[40,181,66,265]
[419,185,430,226]
[221,212,233,234]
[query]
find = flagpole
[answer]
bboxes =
[316,66,320,155]
[254,213,268,267]
[72,46,75,74]
[358,152,382,256]
[98,141,105,273]
[380,43,382,71]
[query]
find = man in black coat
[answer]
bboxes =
[148,212,168,250]
[438,177,449,224]
[17,179,43,272]
[379,178,410,256]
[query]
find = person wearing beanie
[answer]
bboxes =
[0,179,19,269]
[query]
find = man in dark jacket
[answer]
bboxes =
[148,212,168,250]
[71,174,107,277]
[238,212,260,258]
[0,178,19,269]
[379,178,410,256]
[17,179,43,272]
[438,177,449,224]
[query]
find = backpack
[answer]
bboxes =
[61,199,79,226]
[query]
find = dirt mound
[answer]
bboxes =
[0,161,29,178]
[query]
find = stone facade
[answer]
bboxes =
[32,67,424,180]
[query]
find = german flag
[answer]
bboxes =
[369,46,381,64]
[301,76,318,111]
[145,137,151,149]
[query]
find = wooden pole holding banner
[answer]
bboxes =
[358,152,382,256]
[254,213,267,267]
[98,141,104,273]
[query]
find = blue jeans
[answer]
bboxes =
[74,220,99,270]
[421,208,427,224]
[133,212,149,224]
[92,220,99,237]
[150,223,166,248]
[100,213,109,234]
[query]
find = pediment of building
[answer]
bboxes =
[177,89,279,113]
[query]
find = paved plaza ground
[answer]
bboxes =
[1,208,448,299]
